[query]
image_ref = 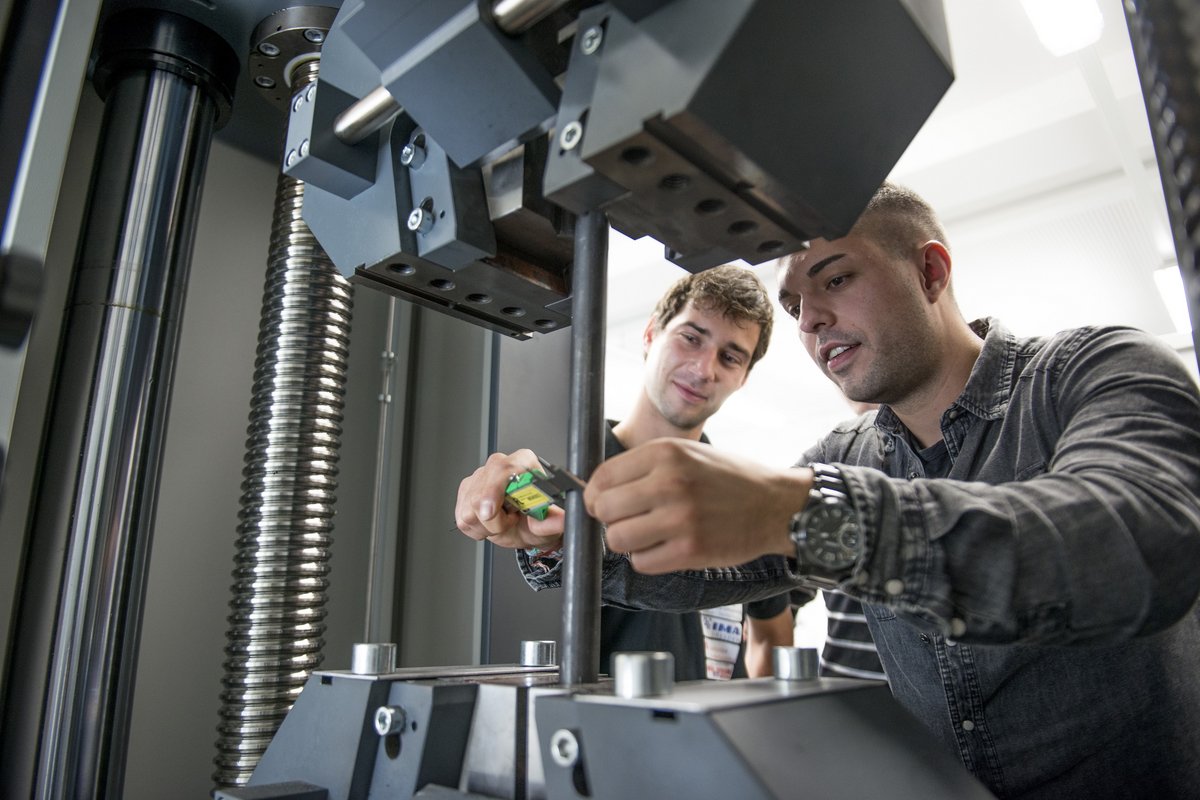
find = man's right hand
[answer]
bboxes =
[455,449,567,550]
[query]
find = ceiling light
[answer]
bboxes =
[1020,0,1104,57]
[1154,264,1193,335]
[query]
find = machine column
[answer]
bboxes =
[0,9,237,799]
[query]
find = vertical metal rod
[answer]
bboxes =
[0,10,236,799]
[561,210,608,686]
[1124,0,1200,361]
[365,296,399,640]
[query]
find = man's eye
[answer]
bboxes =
[722,353,744,367]
[828,274,848,289]
[787,304,801,319]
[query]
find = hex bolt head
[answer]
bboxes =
[400,143,426,169]
[374,705,407,736]
[559,121,583,151]
[407,207,434,234]
[580,26,603,55]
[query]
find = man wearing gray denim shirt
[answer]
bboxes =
[518,184,1200,798]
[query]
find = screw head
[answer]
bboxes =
[580,26,603,55]
[258,41,281,57]
[400,143,426,169]
[292,95,304,113]
[549,729,579,767]
[305,85,316,102]
[374,705,406,736]
[254,75,276,89]
[407,207,433,234]
[285,149,297,168]
[559,121,583,151]
[299,139,310,157]
[304,28,326,43]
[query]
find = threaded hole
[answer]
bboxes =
[621,146,653,166]
[728,220,758,235]
[659,173,690,191]
[694,198,725,215]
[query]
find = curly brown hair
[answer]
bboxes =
[649,264,773,370]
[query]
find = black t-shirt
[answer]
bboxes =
[598,422,788,680]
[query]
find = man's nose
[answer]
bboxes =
[798,300,832,334]
[689,347,720,381]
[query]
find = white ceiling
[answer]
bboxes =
[602,0,1197,468]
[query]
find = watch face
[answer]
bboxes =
[803,503,860,569]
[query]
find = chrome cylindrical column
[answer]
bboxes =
[213,48,354,789]
[0,10,236,799]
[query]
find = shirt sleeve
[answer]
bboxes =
[746,592,791,619]
[841,327,1200,645]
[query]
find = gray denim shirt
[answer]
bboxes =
[521,319,1200,799]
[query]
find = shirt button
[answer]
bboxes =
[885,579,905,596]
[961,720,976,732]
[919,634,931,644]
[907,471,919,480]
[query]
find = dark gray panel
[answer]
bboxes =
[485,327,572,664]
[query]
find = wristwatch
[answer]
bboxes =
[789,463,862,589]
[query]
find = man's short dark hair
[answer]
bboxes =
[853,182,950,259]
[650,264,773,370]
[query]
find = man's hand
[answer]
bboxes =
[584,438,809,573]
[455,449,566,550]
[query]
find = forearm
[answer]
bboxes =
[843,330,1200,644]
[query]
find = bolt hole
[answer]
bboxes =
[411,720,418,731]
[659,174,690,191]
[621,146,653,166]
[534,319,557,329]
[694,198,725,215]
[439,210,445,218]
[728,220,758,236]
[467,293,492,304]
[501,306,527,318]
[430,279,455,291]
[388,263,416,276]
[384,733,402,760]
[757,240,785,254]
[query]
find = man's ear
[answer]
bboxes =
[642,317,658,357]
[919,241,952,302]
